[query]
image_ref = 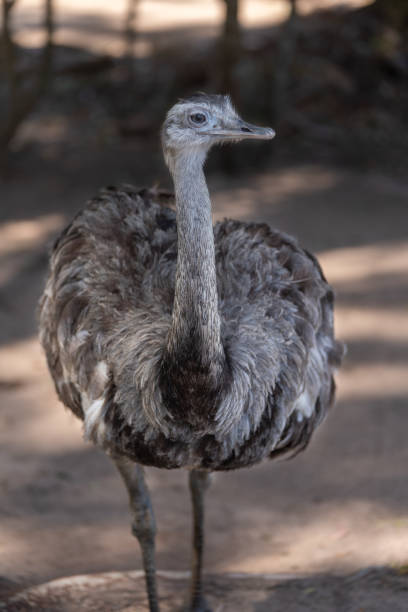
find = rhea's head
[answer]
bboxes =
[161,93,275,170]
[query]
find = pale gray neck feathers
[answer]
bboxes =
[167,148,224,367]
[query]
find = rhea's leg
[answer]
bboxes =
[188,469,212,612]
[114,457,160,612]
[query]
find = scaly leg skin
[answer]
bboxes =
[114,457,160,612]
[186,469,213,612]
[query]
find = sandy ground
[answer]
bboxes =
[0,148,408,611]
[4,568,408,611]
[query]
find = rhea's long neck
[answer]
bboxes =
[167,149,224,369]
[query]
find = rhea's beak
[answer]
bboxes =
[204,119,276,141]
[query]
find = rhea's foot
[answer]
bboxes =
[182,594,213,612]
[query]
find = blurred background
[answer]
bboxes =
[1,0,408,607]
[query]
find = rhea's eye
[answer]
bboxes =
[190,112,207,125]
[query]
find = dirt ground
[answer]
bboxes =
[0,135,408,612]
[3,568,408,612]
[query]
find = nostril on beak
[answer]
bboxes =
[241,126,252,133]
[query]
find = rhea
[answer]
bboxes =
[39,94,343,612]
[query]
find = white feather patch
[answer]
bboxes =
[293,387,315,419]
[83,397,106,440]
[94,361,108,384]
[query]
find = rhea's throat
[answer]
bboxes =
[167,150,224,369]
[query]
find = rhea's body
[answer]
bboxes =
[40,186,340,472]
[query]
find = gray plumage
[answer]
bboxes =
[38,94,343,611]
